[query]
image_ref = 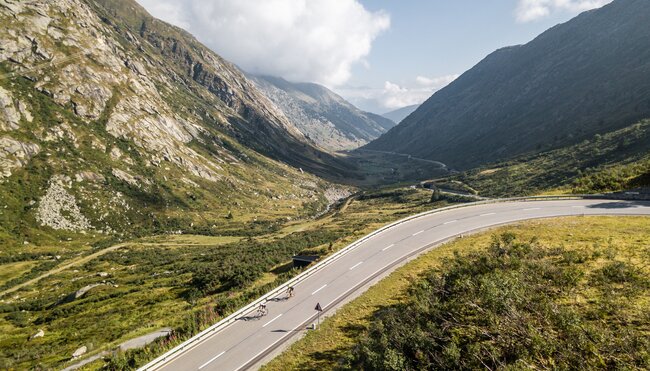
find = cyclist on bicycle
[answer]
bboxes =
[258,302,268,316]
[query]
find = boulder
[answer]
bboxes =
[17,101,33,123]
[109,147,123,160]
[72,345,87,359]
[75,171,105,184]
[112,168,139,187]
[30,329,45,339]
[62,283,104,302]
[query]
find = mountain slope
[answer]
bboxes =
[250,75,395,151]
[89,0,353,178]
[454,119,650,197]
[382,104,419,125]
[0,0,349,248]
[366,0,650,170]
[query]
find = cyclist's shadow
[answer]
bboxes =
[237,314,263,321]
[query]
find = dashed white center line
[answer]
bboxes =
[262,314,283,328]
[382,244,395,251]
[349,262,363,270]
[412,230,424,236]
[198,351,225,369]
[524,208,541,211]
[311,284,327,295]
[443,220,458,225]
[480,213,496,216]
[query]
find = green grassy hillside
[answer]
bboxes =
[452,119,650,197]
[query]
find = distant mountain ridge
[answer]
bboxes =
[250,75,395,151]
[382,104,419,125]
[366,0,650,170]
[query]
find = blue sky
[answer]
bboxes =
[343,0,607,113]
[136,0,612,114]
[355,0,569,85]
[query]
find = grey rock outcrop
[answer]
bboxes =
[0,136,40,178]
[0,86,21,130]
[75,171,105,184]
[112,168,139,187]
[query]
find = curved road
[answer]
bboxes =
[155,199,650,371]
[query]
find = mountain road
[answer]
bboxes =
[150,199,650,371]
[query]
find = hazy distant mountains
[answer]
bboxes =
[250,75,395,151]
[366,0,650,170]
[382,105,419,125]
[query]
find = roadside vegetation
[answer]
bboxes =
[448,119,650,197]
[0,186,456,370]
[263,217,650,370]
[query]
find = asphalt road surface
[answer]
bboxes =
[156,199,650,371]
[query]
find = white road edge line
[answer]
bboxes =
[572,205,586,208]
[349,262,363,270]
[262,314,283,328]
[443,220,458,225]
[412,230,424,236]
[311,284,327,295]
[382,244,395,251]
[198,351,225,370]
[480,213,496,216]
[233,331,294,371]
[524,208,541,211]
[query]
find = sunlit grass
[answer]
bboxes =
[262,216,650,371]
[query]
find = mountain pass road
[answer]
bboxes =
[154,199,650,371]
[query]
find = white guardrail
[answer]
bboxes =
[139,194,604,370]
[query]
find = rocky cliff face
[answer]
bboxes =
[0,0,348,245]
[250,75,395,151]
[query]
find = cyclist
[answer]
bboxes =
[257,302,268,317]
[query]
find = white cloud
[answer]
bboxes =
[338,74,459,112]
[136,0,390,86]
[515,0,612,22]
[415,75,459,88]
